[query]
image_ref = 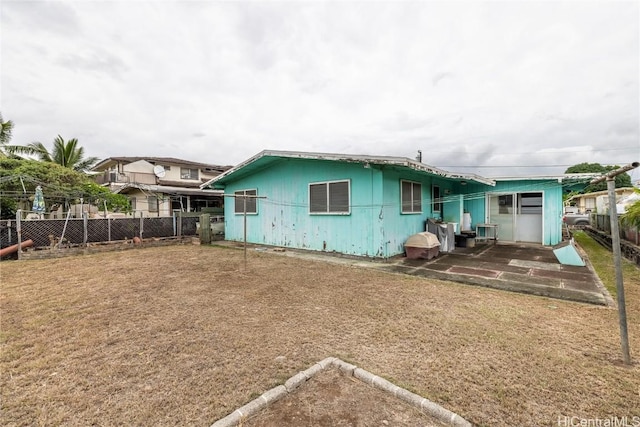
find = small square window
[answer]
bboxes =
[181,168,199,180]
[234,189,257,214]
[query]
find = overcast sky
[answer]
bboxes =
[1,1,639,180]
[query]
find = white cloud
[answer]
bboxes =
[1,0,638,179]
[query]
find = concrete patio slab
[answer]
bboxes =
[509,259,561,271]
[380,242,611,306]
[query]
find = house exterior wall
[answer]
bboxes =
[221,159,468,258]
[219,157,567,256]
[567,188,635,214]
[124,188,172,217]
[379,169,458,256]
[160,165,184,182]
[123,160,154,173]
[380,169,423,256]
[222,158,387,257]
[463,180,563,245]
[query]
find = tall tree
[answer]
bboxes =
[0,158,129,219]
[0,112,15,156]
[11,135,99,172]
[565,162,632,193]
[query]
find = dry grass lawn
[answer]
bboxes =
[1,240,639,426]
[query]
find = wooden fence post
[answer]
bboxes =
[199,214,211,244]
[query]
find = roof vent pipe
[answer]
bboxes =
[416,150,422,163]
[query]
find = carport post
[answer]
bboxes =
[590,161,638,366]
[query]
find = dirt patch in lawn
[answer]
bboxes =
[243,367,449,427]
[1,243,640,426]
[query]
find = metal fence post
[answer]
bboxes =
[16,210,22,260]
[83,212,88,247]
[177,211,182,238]
[172,212,177,236]
[108,217,112,242]
[139,216,144,240]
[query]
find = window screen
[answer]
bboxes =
[148,196,158,212]
[518,193,543,214]
[401,180,422,213]
[309,180,350,214]
[234,189,257,214]
[432,185,441,213]
[181,168,199,180]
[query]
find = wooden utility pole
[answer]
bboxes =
[590,161,639,365]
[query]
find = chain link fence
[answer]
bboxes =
[1,211,208,254]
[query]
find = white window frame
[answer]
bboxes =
[308,179,351,215]
[401,180,422,214]
[432,184,442,213]
[234,189,258,214]
[180,167,199,180]
[148,195,158,212]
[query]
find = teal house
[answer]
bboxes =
[201,150,587,258]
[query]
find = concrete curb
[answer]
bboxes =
[574,240,616,307]
[405,267,608,306]
[210,357,472,427]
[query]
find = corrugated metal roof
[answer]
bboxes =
[200,149,497,188]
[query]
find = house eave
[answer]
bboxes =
[200,150,496,188]
[491,173,602,184]
[115,183,223,197]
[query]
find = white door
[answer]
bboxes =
[488,193,515,241]
[487,192,543,243]
[515,192,543,243]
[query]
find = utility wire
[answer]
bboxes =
[421,146,637,155]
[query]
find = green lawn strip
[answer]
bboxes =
[573,231,639,297]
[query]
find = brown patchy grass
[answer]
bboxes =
[1,242,639,426]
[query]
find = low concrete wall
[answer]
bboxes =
[585,227,640,266]
[18,236,195,260]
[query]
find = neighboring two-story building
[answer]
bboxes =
[93,157,230,217]
[564,187,636,214]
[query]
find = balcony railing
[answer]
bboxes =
[94,171,157,185]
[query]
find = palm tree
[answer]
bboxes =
[0,112,15,156]
[11,135,99,172]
